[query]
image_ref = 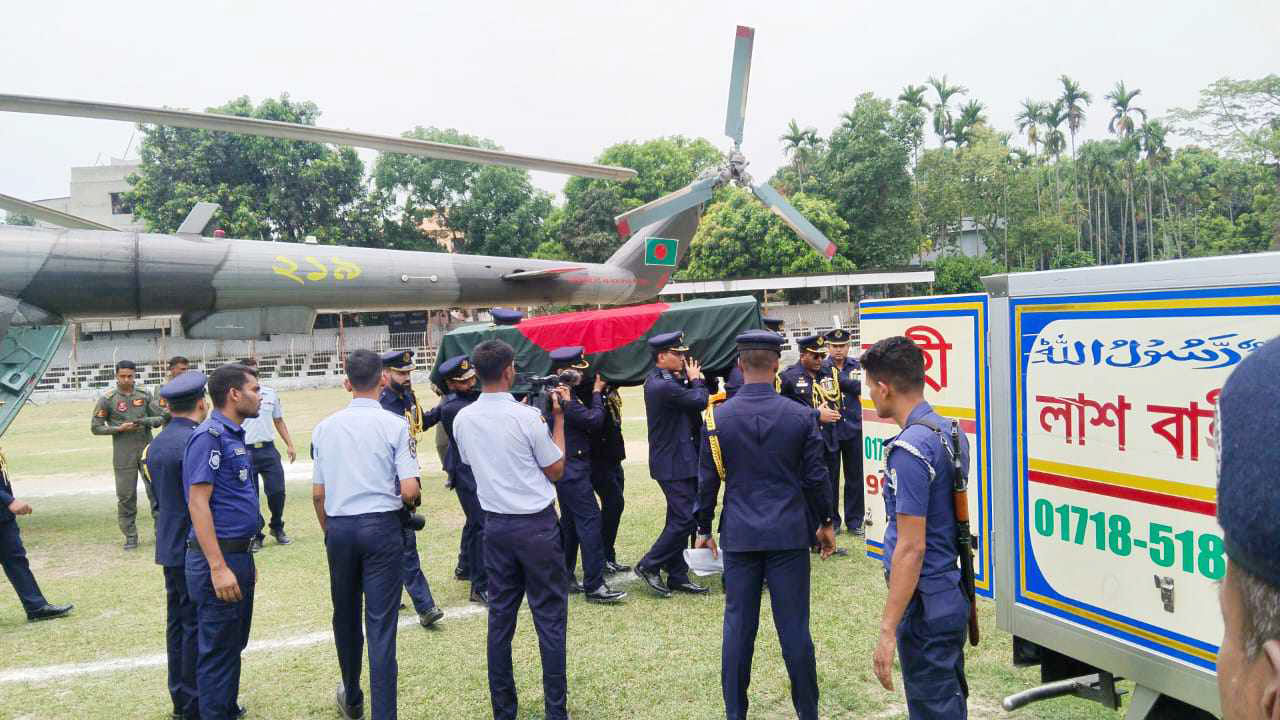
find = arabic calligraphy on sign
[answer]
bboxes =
[1031,333,1264,371]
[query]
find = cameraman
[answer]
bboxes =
[312,349,422,720]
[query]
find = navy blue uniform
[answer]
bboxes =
[882,401,970,719]
[589,387,626,565]
[0,455,51,617]
[779,362,858,531]
[183,410,259,720]
[696,383,832,720]
[378,387,440,615]
[723,364,745,400]
[143,417,199,719]
[442,391,486,596]
[638,367,708,585]
[559,385,607,592]
[822,356,864,531]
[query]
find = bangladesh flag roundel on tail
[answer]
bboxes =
[644,237,678,267]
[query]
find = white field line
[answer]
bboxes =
[0,573,640,685]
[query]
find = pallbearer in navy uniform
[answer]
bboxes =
[778,335,853,553]
[695,331,835,720]
[588,377,629,576]
[142,370,208,720]
[378,349,444,627]
[863,337,971,719]
[183,364,262,720]
[0,449,73,622]
[635,331,710,598]
[821,328,864,535]
[548,346,626,604]
[438,354,489,605]
[724,317,785,400]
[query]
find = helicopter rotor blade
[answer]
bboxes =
[0,94,637,181]
[613,175,719,239]
[0,191,115,230]
[724,25,755,147]
[751,182,837,260]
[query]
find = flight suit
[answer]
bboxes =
[695,382,832,720]
[92,386,167,540]
[442,390,487,597]
[881,401,971,719]
[638,367,708,585]
[822,356,863,532]
[183,410,259,720]
[588,386,626,566]
[378,385,441,614]
[559,385,607,592]
[143,417,199,719]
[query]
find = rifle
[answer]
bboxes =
[947,422,981,647]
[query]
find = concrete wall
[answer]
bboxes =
[33,159,145,232]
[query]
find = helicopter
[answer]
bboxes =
[0,25,835,435]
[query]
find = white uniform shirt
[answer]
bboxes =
[242,385,282,445]
[312,397,419,517]
[454,392,562,514]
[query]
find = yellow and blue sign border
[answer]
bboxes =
[859,293,993,598]
[1009,285,1280,672]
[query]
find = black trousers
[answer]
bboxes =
[835,430,865,530]
[558,459,607,592]
[455,481,487,593]
[163,564,198,718]
[722,549,818,720]
[589,462,625,563]
[484,505,568,720]
[326,512,402,720]
[250,443,286,537]
[637,476,695,585]
[0,519,46,614]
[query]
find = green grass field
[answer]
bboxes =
[0,386,1129,719]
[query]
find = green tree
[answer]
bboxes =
[927,75,968,148]
[445,166,552,257]
[126,94,366,242]
[3,212,35,226]
[1059,75,1092,165]
[929,254,1003,294]
[897,85,930,167]
[1016,99,1047,158]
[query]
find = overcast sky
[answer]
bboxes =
[3,0,1277,205]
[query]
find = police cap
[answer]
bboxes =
[549,346,590,369]
[736,330,785,353]
[648,331,689,353]
[824,328,853,345]
[796,334,826,355]
[762,317,785,332]
[491,308,525,326]
[380,349,415,372]
[1216,335,1280,588]
[160,370,207,401]
[438,354,477,382]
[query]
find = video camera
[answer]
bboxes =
[519,369,584,419]
[400,497,426,532]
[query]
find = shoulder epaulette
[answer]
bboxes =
[205,425,222,438]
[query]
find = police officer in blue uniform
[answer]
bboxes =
[183,363,262,720]
[439,354,489,604]
[635,331,710,598]
[549,346,626,604]
[863,337,970,719]
[695,331,836,720]
[378,349,444,627]
[143,370,207,720]
[589,378,629,576]
[0,449,73,622]
[822,328,864,535]
[779,334,855,554]
[724,317,785,400]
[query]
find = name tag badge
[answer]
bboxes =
[238,468,249,483]
[234,447,246,456]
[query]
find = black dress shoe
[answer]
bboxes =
[336,684,363,719]
[419,606,444,628]
[271,529,291,545]
[454,566,468,581]
[567,578,584,594]
[670,580,709,595]
[27,603,73,621]
[123,536,138,550]
[469,589,488,605]
[605,560,631,574]
[584,586,627,604]
[250,537,263,553]
[635,566,671,598]
[236,703,247,718]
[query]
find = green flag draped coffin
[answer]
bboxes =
[433,296,764,389]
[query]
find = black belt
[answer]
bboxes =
[250,441,275,450]
[188,537,253,554]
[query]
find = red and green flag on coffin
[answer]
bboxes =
[432,296,763,388]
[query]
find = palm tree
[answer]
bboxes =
[951,99,987,147]
[898,84,929,165]
[1015,99,1047,157]
[927,74,967,147]
[1042,100,1068,213]
[1059,76,1092,164]
[1141,120,1173,258]
[780,119,820,191]
[1107,82,1146,261]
